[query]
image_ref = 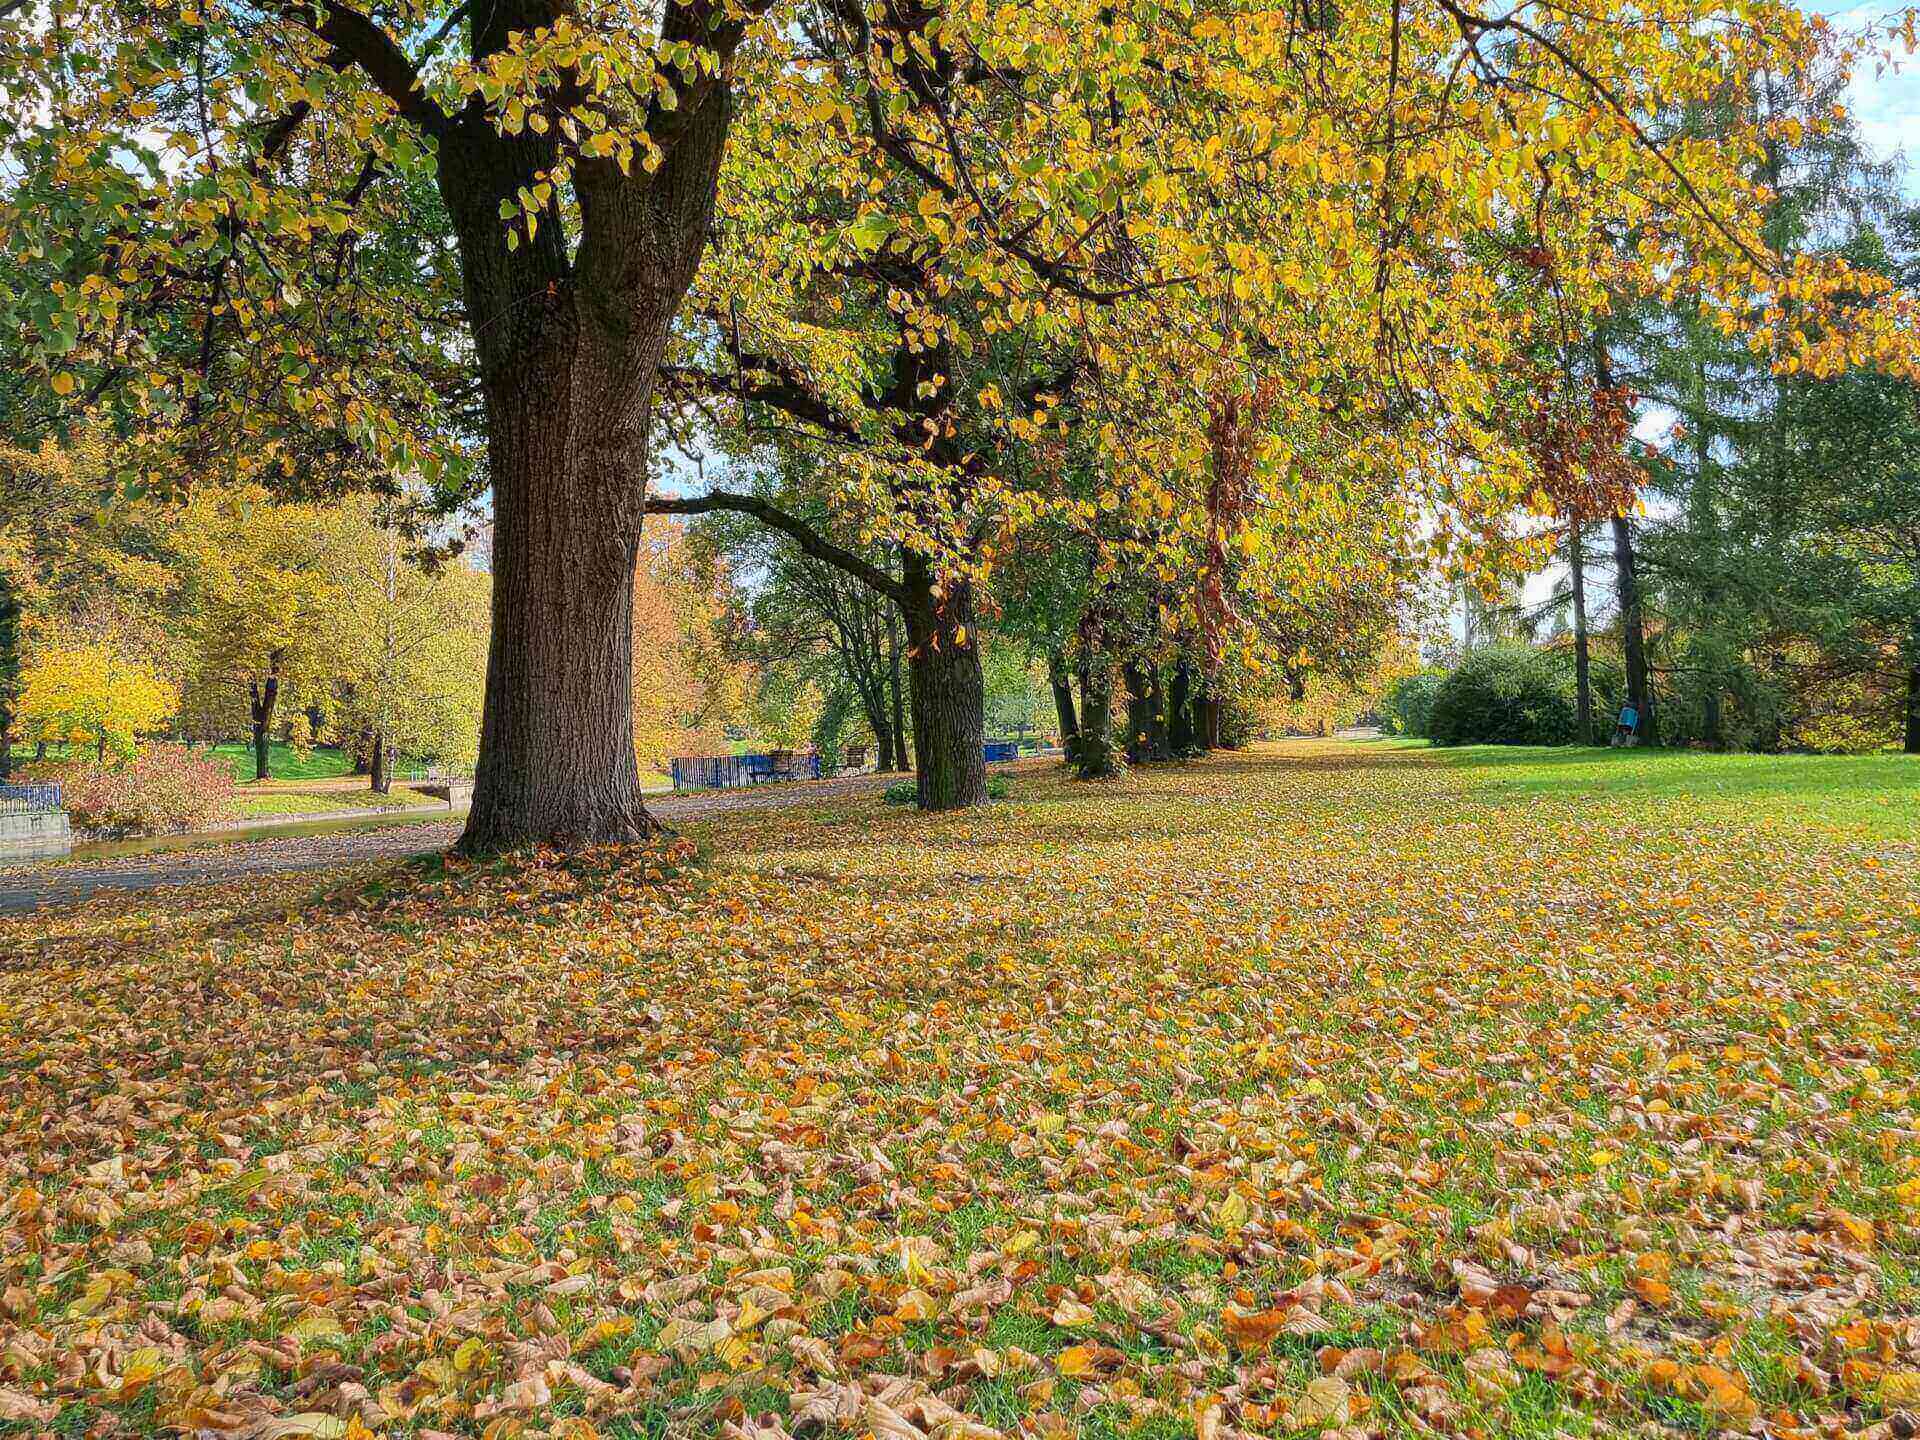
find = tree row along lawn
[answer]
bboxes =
[1,742,1915,1440]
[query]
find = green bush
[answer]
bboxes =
[1379,670,1446,737]
[1428,647,1579,746]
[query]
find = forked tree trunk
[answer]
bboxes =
[439,69,735,853]
[902,555,987,810]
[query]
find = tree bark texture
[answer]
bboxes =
[0,569,17,782]
[1197,695,1222,751]
[901,553,987,810]
[1123,661,1152,765]
[440,64,737,852]
[1075,661,1119,778]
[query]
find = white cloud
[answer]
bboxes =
[1824,2,1920,192]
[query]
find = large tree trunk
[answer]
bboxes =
[1568,521,1592,744]
[1611,512,1658,745]
[902,555,987,810]
[441,70,735,852]
[1076,660,1119,778]
[465,377,654,850]
[249,673,279,781]
[370,732,389,795]
[1048,649,1079,746]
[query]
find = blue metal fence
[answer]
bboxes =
[0,782,63,816]
[672,744,1021,790]
[670,753,824,791]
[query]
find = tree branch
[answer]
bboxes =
[659,359,865,444]
[647,491,908,605]
[288,1,454,136]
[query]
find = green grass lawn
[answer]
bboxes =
[4,740,1918,1440]
[1372,737,1920,838]
[208,740,358,782]
[231,788,433,819]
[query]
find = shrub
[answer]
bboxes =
[1379,670,1445,737]
[24,743,238,837]
[1428,647,1579,746]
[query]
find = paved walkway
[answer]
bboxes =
[0,773,899,915]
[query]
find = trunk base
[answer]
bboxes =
[457,798,663,857]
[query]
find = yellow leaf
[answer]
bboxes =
[1055,1344,1098,1377]
[1215,1191,1250,1230]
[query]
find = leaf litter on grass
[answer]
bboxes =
[0,742,1915,1440]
